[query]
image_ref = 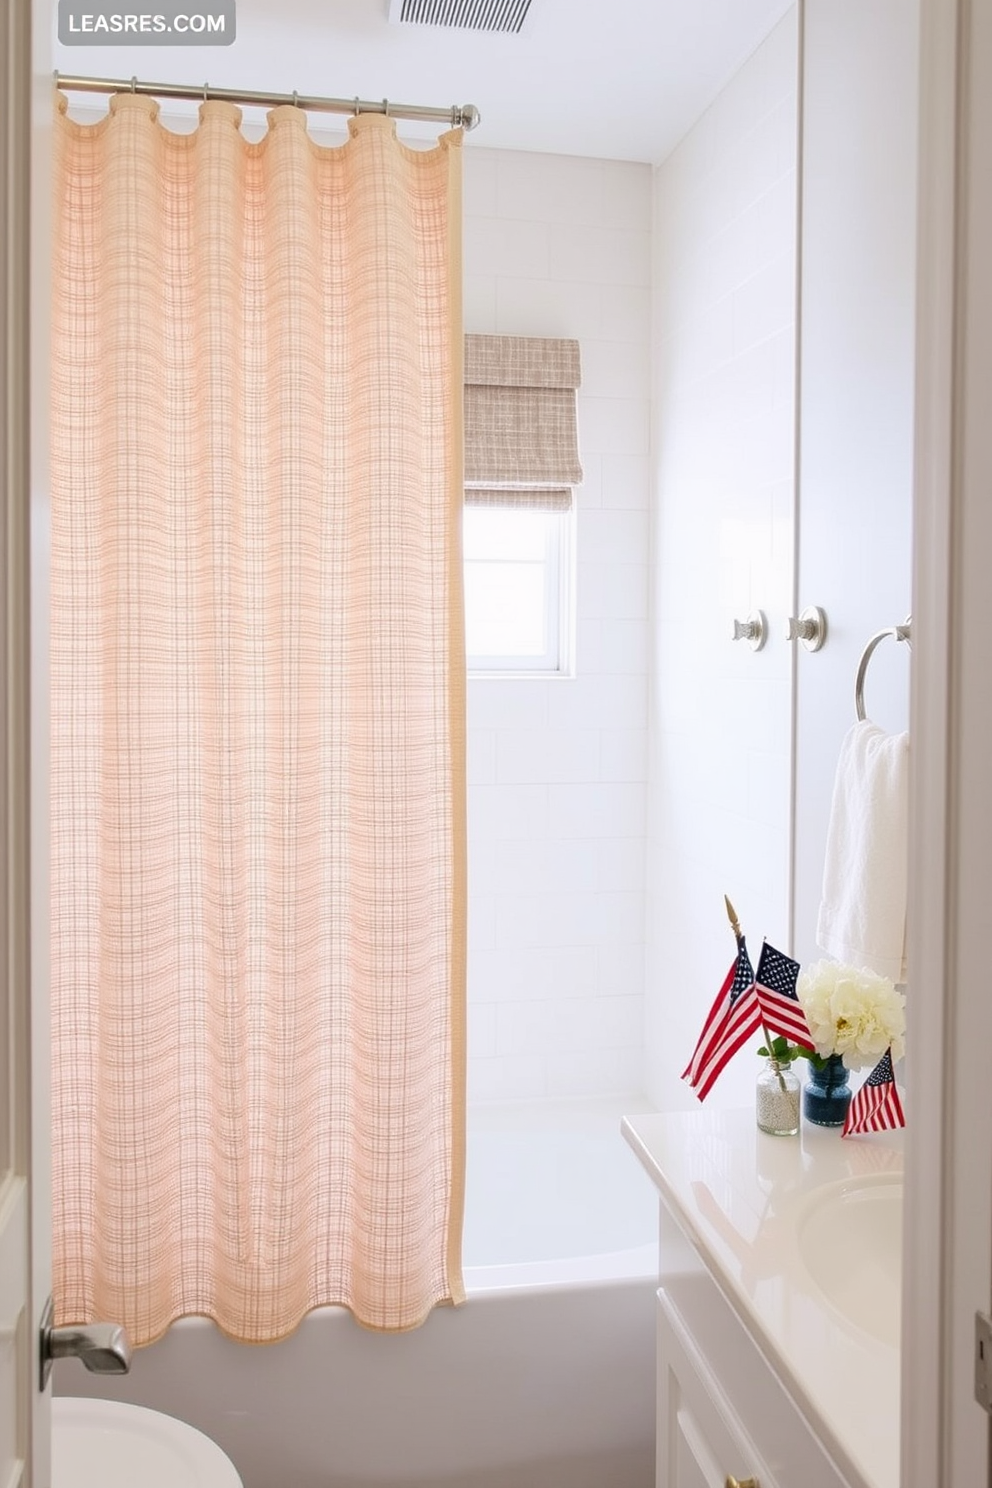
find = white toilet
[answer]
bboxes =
[52,1397,244,1488]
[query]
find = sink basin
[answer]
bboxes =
[795,1174,903,1348]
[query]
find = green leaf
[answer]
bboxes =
[758,1035,801,1063]
[795,1048,830,1070]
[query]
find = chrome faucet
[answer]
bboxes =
[40,1299,132,1388]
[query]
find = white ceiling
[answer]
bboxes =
[52,0,793,164]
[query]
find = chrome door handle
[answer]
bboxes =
[40,1297,132,1388]
[731,611,767,651]
[785,605,827,651]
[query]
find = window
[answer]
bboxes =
[464,503,573,674]
[463,333,582,677]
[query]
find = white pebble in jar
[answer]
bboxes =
[756,1059,800,1136]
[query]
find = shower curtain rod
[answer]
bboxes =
[54,72,481,131]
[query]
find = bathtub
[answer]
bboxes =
[55,1096,660,1488]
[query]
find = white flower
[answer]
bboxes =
[797,959,906,1071]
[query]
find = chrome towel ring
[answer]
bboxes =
[854,616,912,722]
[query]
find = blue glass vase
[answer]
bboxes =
[802,1053,852,1127]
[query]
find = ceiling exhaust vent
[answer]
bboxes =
[387,0,534,33]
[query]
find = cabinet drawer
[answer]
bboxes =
[657,1284,854,1488]
[658,1287,771,1488]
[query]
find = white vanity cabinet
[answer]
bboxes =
[655,1205,853,1488]
[622,1110,902,1488]
[658,1288,759,1488]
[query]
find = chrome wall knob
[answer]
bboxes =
[785,605,827,651]
[730,611,767,651]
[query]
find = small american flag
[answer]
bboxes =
[754,941,815,1051]
[682,939,761,1101]
[843,1049,906,1136]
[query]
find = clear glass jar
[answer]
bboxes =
[756,1057,800,1136]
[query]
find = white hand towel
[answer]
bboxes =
[816,719,909,983]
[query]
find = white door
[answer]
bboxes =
[791,0,919,962]
[0,2,43,1485]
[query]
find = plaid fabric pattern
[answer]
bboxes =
[464,485,572,511]
[51,94,467,1344]
[465,333,581,389]
[464,333,583,486]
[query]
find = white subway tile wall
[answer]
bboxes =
[644,10,799,1112]
[463,145,652,1102]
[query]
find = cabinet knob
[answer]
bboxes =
[725,1478,759,1488]
[785,604,827,651]
[731,611,767,652]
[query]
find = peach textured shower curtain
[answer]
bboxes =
[50,93,466,1344]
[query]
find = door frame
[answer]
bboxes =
[902,0,992,1482]
[3,0,42,1484]
[28,0,52,1482]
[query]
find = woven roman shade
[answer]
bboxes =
[464,334,582,490]
[463,486,572,511]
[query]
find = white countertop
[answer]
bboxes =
[622,1107,903,1488]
